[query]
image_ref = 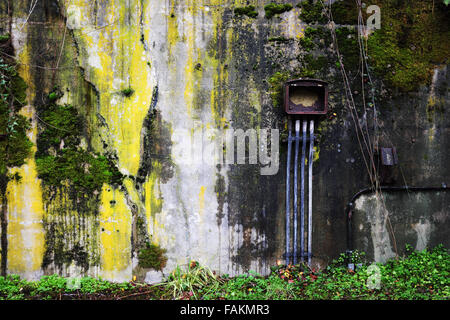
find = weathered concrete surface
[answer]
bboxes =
[354,191,450,262]
[0,0,448,281]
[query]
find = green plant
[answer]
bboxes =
[221,272,266,300]
[0,274,29,300]
[1,245,448,300]
[377,245,450,299]
[138,242,168,271]
[77,276,132,294]
[265,274,297,299]
[32,274,68,296]
[160,261,223,299]
[0,274,133,300]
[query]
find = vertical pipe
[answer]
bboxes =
[300,120,307,263]
[293,120,300,265]
[285,119,292,266]
[308,120,315,266]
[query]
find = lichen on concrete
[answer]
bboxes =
[0,0,449,281]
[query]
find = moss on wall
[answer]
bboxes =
[0,34,33,275]
[268,71,290,108]
[297,0,450,92]
[137,242,167,270]
[35,101,123,197]
[335,27,359,71]
[0,38,33,187]
[367,0,450,92]
[264,3,293,19]
[297,0,327,24]
[1,0,448,278]
[120,87,135,98]
[234,5,258,18]
[330,0,359,25]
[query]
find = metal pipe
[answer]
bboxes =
[293,120,300,265]
[300,120,307,263]
[285,119,292,265]
[308,120,315,266]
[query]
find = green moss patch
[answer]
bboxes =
[264,3,293,19]
[36,104,82,155]
[121,87,134,98]
[312,0,450,92]
[329,0,359,25]
[268,36,292,43]
[36,150,118,193]
[300,54,328,78]
[298,0,327,24]
[299,35,315,51]
[0,36,34,276]
[0,50,33,187]
[335,27,359,70]
[366,0,450,92]
[267,71,290,108]
[35,102,123,195]
[234,5,258,18]
[138,242,168,271]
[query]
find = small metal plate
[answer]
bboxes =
[381,147,398,166]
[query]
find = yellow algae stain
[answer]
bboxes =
[428,127,435,144]
[199,186,206,215]
[99,184,132,281]
[184,13,196,117]
[5,43,45,278]
[71,0,152,177]
[6,160,45,277]
[167,1,180,62]
[313,146,320,162]
[17,46,35,102]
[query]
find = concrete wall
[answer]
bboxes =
[0,0,448,281]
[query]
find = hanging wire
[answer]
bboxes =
[318,0,404,256]
[319,0,377,186]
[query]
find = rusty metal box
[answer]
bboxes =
[284,79,328,115]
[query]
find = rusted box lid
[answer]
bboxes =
[284,79,328,115]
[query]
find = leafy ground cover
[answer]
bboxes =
[1,245,448,300]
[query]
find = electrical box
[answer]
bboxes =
[284,79,328,115]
